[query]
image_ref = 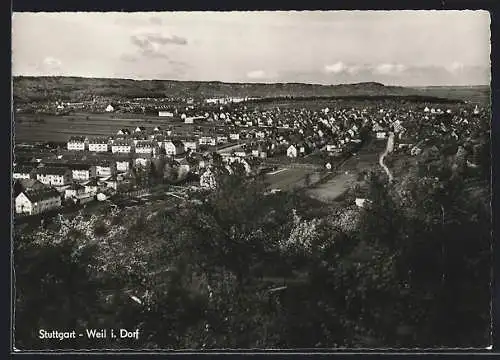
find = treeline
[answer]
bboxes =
[243,95,465,105]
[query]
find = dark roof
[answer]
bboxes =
[68,136,86,142]
[112,140,133,146]
[36,167,71,175]
[135,140,155,147]
[16,179,47,191]
[69,163,94,171]
[88,137,109,144]
[168,140,184,147]
[134,153,153,159]
[85,179,100,187]
[67,183,85,191]
[13,165,34,174]
[22,188,61,202]
[40,161,69,168]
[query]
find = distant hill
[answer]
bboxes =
[12,76,490,104]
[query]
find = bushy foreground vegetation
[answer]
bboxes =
[14,147,490,349]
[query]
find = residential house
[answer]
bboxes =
[229,132,240,141]
[112,140,133,154]
[287,145,298,158]
[15,187,62,215]
[70,164,96,182]
[67,136,87,151]
[105,104,114,112]
[135,140,157,155]
[88,137,110,152]
[96,161,116,178]
[117,129,131,136]
[165,140,185,156]
[376,132,387,140]
[216,135,228,145]
[13,178,46,197]
[35,167,72,186]
[13,166,34,180]
[134,126,146,133]
[134,153,153,168]
[83,178,101,196]
[64,183,87,200]
[103,175,119,190]
[115,157,132,173]
[255,131,266,139]
[158,111,174,117]
[200,168,217,189]
[199,136,216,146]
[183,139,198,153]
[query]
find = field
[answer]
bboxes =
[265,167,321,191]
[14,113,203,143]
[307,140,386,202]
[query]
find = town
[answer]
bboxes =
[13,93,488,219]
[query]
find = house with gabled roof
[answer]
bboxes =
[35,167,72,186]
[64,182,86,200]
[112,140,133,154]
[67,136,87,151]
[165,140,185,156]
[15,187,62,215]
[69,163,96,182]
[88,137,110,152]
[13,165,35,180]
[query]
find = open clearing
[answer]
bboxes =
[14,113,205,143]
[307,140,386,202]
[265,167,320,191]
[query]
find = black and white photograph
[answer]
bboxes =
[12,10,492,351]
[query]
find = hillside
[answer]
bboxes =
[12,76,490,104]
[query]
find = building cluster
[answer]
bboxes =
[14,96,488,215]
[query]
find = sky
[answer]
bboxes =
[12,11,491,86]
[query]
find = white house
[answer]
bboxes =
[88,138,109,152]
[135,140,157,155]
[217,135,228,144]
[117,129,131,136]
[70,164,96,182]
[96,162,116,178]
[67,136,87,151]
[134,154,152,168]
[15,188,62,215]
[64,183,87,200]
[255,131,266,139]
[103,175,119,190]
[165,140,185,156]
[13,166,33,180]
[199,137,216,146]
[355,198,371,208]
[287,145,298,158]
[35,167,72,186]
[200,168,217,189]
[158,111,174,117]
[229,133,240,141]
[83,179,101,196]
[326,144,339,153]
[115,159,132,173]
[183,140,198,153]
[134,126,146,133]
[112,140,133,154]
[105,104,114,112]
[376,132,387,140]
